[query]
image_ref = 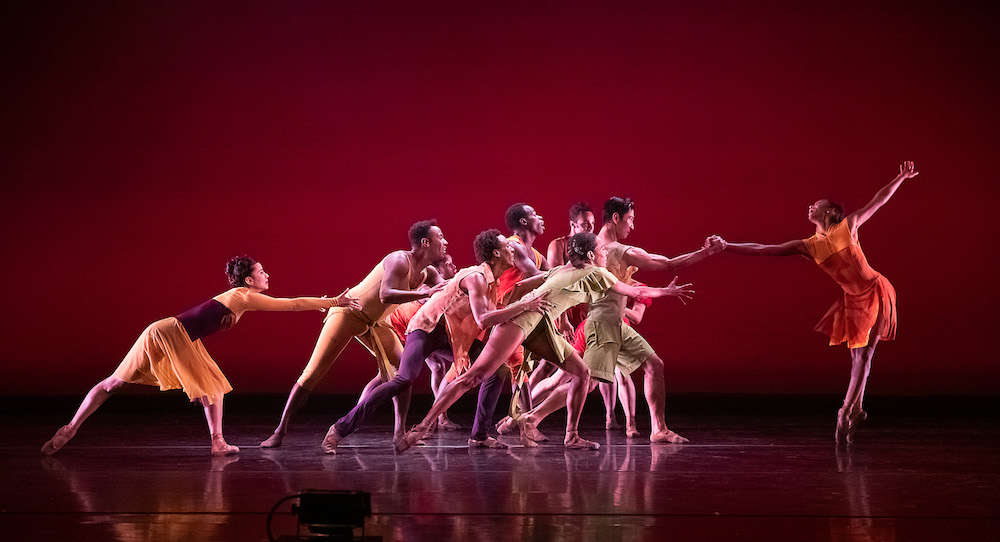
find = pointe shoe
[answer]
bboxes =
[468,436,508,449]
[438,418,461,431]
[846,410,867,444]
[260,432,284,448]
[835,408,850,444]
[395,424,430,453]
[517,417,548,443]
[564,433,600,450]
[211,435,239,456]
[650,429,689,444]
[605,417,621,430]
[496,416,517,435]
[41,425,77,456]
[321,425,343,455]
[625,423,640,439]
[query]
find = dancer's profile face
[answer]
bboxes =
[436,254,457,280]
[496,234,516,267]
[245,262,269,292]
[615,209,635,239]
[522,206,545,236]
[570,211,595,235]
[808,200,832,223]
[426,226,448,260]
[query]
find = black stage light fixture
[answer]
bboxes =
[268,489,374,541]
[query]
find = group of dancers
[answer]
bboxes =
[41,161,918,456]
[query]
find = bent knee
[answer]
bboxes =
[102,377,128,393]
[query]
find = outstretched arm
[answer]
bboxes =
[621,238,723,273]
[611,276,694,304]
[724,239,808,257]
[246,289,362,312]
[847,160,919,231]
[465,273,553,329]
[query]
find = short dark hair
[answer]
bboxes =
[569,202,593,222]
[505,203,529,232]
[827,201,845,224]
[473,228,504,264]
[408,219,438,247]
[225,256,257,288]
[567,232,598,267]
[603,197,634,223]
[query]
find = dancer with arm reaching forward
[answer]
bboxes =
[260,220,448,448]
[41,256,360,456]
[721,161,918,444]
[396,232,693,452]
[320,229,552,453]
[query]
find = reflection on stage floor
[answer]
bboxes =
[2,394,997,541]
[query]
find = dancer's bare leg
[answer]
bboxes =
[642,354,687,443]
[204,394,238,456]
[260,383,311,448]
[558,353,598,450]
[42,376,129,455]
[392,387,412,441]
[616,369,639,437]
[396,325,523,452]
[839,337,879,443]
[599,380,620,430]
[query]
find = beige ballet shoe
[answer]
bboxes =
[564,432,600,450]
[468,436,508,449]
[836,408,850,444]
[650,429,689,444]
[395,424,431,453]
[438,418,461,431]
[846,409,867,444]
[210,435,239,456]
[625,423,640,439]
[496,416,517,435]
[321,425,343,455]
[605,417,621,430]
[41,425,77,456]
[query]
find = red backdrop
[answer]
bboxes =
[3,1,997,396]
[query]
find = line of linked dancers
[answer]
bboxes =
[42,162,917,456]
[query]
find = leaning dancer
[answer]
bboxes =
[321,229,551,453]
[260,220,448,447]
[397,232,693,452]
[720,161,917,444]
[41,256,360,456]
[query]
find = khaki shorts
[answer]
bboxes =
[582,320,654,383]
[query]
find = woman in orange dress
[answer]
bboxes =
[721,161,918,444]
[41,256,360,456]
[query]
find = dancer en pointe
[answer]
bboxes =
[321,229,552,454]
[260,220,447,448]
[719,161,917,444]
[41,256,360,456]
[396,232,693,453]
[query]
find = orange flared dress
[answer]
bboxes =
[802,220,896,349]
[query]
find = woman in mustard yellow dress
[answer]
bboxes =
[41,256,360,456]
[721,161,918,444]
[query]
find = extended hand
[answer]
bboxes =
[664,276,695,305]
[521,291,554,314]
[704,235,727,254]
[899,160,919,180]
[334,288,363,311]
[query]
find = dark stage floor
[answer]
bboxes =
[1,394,997,541]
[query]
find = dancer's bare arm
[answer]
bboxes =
[380,252,444,304]
[847,160,919,233]
[724,239,808,257]
[621,237,723,273]
[465,273,552,329]
[246,290,362,312]
[611,276,694,304]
